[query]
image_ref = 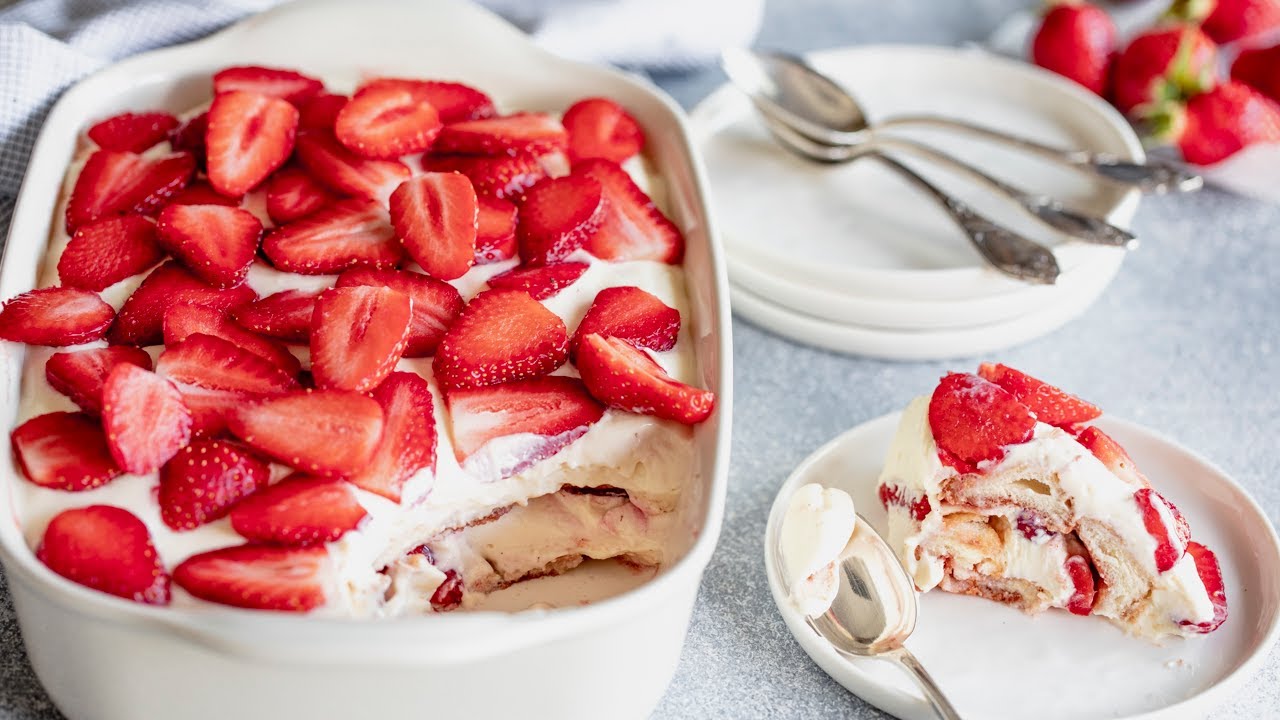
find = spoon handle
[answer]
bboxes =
[889,647,964,720]
[876,114,1203,195]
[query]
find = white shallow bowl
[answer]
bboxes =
[764,414,1280,720]
[0,1,733,719]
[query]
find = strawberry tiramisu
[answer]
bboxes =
[2,66,716,615]
[877,364,1226,640]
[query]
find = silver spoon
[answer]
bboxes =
[760,110,1061,284]
[722,48,1203,195]
[779,516,963,719]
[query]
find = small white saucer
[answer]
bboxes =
[764,414,1280,720]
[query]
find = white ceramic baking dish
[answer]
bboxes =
[0,1,732,718]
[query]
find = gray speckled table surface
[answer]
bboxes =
[1,1,1278,718]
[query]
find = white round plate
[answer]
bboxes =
[690,44,1140,310]
[764,414,1280,720]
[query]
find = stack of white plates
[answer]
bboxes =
[690,45,1144,360]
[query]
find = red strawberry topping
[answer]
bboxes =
[431,569,464,611]
[230,289,322,343]
[432,289,569,390]
[156,204,263,288]
[159,440,270,530]
[433,113,567,157]
[168,113,208,163]
[389,174,477,281]
[976,363,1101,428]
[516,175,604,265]
[101,363,192,473]
[0,287,115,346]
[1134,487,1191,573]
[877,484,932,522]
[475,196,518,264]
[107,261,257,346]
[212,66,324,104]
[348,372,437,503]
[45,346,153,415]
[335,268,464,357]
[58,215,163,291]
[37,505,170,604]
[927,372,1036,472]
[163,303,301,378]
[571,285,680,357]
[173,543,330,612]
[227,390,384,477]
[423,152,547,200]
[264,166,339,225]
[489,262,588,300]
[164,180,240,208]
[335,83,442,158]
[1180,541,1228,632]
[262,198,403,275]
[157,332,300,396]
[1076,426,1148,487]
[11,412,122,491]
[1064,553,1097,616]
[573,159,684,263]
[87,111,179,153]
[229,474,367,545]
[295,131,410,201]
[297,92,349,131]
[65,150,195,232]
[310,286,412,392]
[205,91,298,197]
[359,78,496,123]
[562,98,644,164]
[575,333,714,425]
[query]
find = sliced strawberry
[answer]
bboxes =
[163,304,301,378]
[1064,553,1096,616]
[310,286,412,392]
[157,332,300,396]
[262,198,403,275]
[107,261,257,346]
[571,285,680,357]
[1134,488,1191,573]
[101,363,192,474]
[516,175,604,265]
[432,289,569,390]
[229,474,367,545]
[488,262,588,300]
[205,91,298,198]
[159,440,270,530]
[11,412,122,490]
[335,83,442,159]
[475,195,518,264]
[65,150,195,232]
[227,390,384,477]
[358,78,495,123]
[1076,426,1148,487]
[87,111,179,153]
[348,372,437,503]
[164,180,239,208]
[212,66,324,104]
[433,113,567,157]
[574,159,683,263]
[431,569,464,611]
[877,484,932,522]
[423,152,547,200]
[297,92,348,130]
[977,363,1102,428]
[295,131,410,201]
[37,505,169,604]
[173,543,329,611]
[169,383,251,439]
[45,346,153,415]
[156,204,263,288]
[927,372,1036,472]
[230,289,321,343]
[57,215,164,291]
[388,174,477,280]
[169,112,208,163]
[562,98,644,164]
[264,166,339,225]
[0,287,115,346]
[335,268,464,357]
[445,376,604,479]
[575,334,714,425]
[1180,541,1228,632]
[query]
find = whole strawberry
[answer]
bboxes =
[1032,2,1118,96]
[1231,43,1280,104]
[1168,0,1280,43]
[1112,25,1217,117]
[1167,81,1280,164]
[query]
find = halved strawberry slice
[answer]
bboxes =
[488,262,588,300]
[475,195,518,264]
[571,285,679,357]
[348,372,437,503]
[423,152,546,200]
[173,543,330,612]
[157,332,300,396]
[212,66,324,104]
[45,346,153,415]
[163,303,301,378]
[927,372,1036,472]
[575,334,714,425]
[227,390,384,477]
[37,505,170,604]
[65,150,195,232]
[433,113,567,156]
[230,289,321,343]
[11,412,122,490]
[1076,426,1148,487]
[1064,553,1097,616]
[445,376,604,480]
[335,268,464,357]
[107,261,257,346]
[169,383,252,440]
[169,112,208,163]
[335,83,442,159]
[516,175,604,265]
[977,363,1102,428]
[156,204,263,288]
[574,159,683,263]
[432,289,569,390]
[262,198,403,275]
[562,98,644,164]
[159,440,270,530]
[164,180,240,208]
[101,363,192,474]
[295,131,410,202]
[57,215,163,291]
[389,174,477,281]
[358,78,495,123]
[87,111,179,153]
[310,286,412,392]
[264,166,339,225]
[297,92,348,130]
[0,287,115,346]
[205,91,299,198]
[229,474,368,545]
[1180,541,1228,632]
[1134,488,1191,573]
